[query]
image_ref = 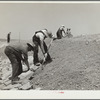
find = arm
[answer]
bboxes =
[39,36,46,56]
[40,39,45,56]
[22,52,30,70]
[62,28,66,34]
[62,28,66,37]
[24,59,30,70]
[39,38,48,62]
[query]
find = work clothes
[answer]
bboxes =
[56,27,65,39]
[32,30,52,65]
[4,43,30,83]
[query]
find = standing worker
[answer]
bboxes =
[32,29,53,66]
[4,42,34,84]
[7,32,11,43]
[56,25,66,39]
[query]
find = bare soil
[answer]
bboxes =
[1,34,100,90]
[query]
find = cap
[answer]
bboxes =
[27,43,34,50]
[47,31,53,38]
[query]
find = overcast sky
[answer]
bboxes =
[0,2,100,40]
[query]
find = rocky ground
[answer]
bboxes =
[1,33,100,90]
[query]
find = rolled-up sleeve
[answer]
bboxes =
[21,51,28,62]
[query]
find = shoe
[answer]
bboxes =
[11,76,21,85]
[12,77,20,81]
[11,81,17,85]
[9,76,20,80]
[43,59,52,65]
[11,80,21,85]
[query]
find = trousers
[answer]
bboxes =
[32,35,52,64]
[4,46,22,81]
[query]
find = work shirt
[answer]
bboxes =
[59,27,65,33]
[8,42,28,61]
[35,29,48,42]
[35,32,45,41]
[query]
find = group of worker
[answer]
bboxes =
[4,25,71,85]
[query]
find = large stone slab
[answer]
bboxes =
[19,70,33,80]
[2,83,21,90]
[3,80,11,86]
[18,82,33,90]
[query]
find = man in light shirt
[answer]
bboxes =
[32,29,53,66]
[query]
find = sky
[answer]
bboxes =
[0,2,100,40]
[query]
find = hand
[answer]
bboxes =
[43,53,47,62]
[44,53,47,58]
[22,66,30,72]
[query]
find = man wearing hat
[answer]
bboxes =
[56,25,66,39]
[4,42,34,84]
[32,29,53,66]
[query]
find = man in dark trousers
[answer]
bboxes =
[32,29,53,66]
[56,25,66,39]
[7,32,11,43]
[4,42,34,84]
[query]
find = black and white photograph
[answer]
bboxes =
[0,1,100,99]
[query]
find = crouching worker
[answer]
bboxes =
[4,42,34,85]
[32,29,53,66]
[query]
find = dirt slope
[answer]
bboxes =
[1,34,100,90]
[30,35,100,90]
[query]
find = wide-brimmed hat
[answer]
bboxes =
[27,43,34,50]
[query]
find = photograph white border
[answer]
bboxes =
[0,1,100,99]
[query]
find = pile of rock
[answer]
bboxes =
[0,56,41,90]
